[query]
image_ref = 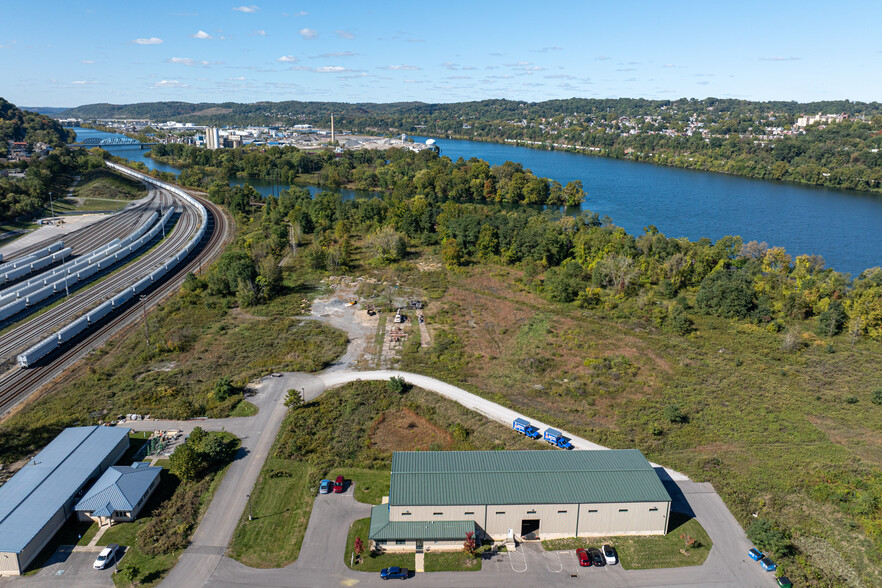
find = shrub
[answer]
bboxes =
[696,270,755,319]
[872,389,882,406]
[746,519,791,556]
[664,404,688,424]
[387,376,411,394]
[815,300,847,337]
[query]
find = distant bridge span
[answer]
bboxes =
[68,137,158,149]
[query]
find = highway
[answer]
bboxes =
[0,166,233,417]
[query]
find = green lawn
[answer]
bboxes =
[345,518,415,572]
[542,514,712,569]
[50,197,127,213]
[227,458,314,568]
[424,550,482,572]
[229,400,258,417]
[327,468,390,505]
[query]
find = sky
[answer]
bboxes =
[2,0,881,108]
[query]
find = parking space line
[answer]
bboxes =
[544,549,563,573]
[509,549,528,573]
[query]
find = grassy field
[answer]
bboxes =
[227,459,313,568]
[344,518,415,572]
[542,513,712,569]
[229,399,258,417]
[73,168,147,201]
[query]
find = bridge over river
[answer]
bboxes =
[68,137,157,149]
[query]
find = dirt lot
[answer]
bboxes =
[370,407,453,451]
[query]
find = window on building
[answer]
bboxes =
[527,510,536,514]
[588,509,598,513]
[496,511,506,515]
[619,509,629,512]
[433,512,443,516]
[402,512,411,516]
[376,540,386,545]
[464,511,474,515]
[395,540,406,545]
[649,507,659,512]
[557,510,567,514]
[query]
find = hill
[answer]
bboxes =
[0,97,74,154]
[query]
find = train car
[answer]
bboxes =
[16,335,59,368]
[132,276,152,295]
[24,287,53,307]
[110,289,133,308]
[0,298,27,322]
[76,264,99,280]
[56,317,89,343]
[50,247,73,263]
[3,265,31,283]
[86,300,113,324]
[30,256,55,272]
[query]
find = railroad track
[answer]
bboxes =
[0,177,232,417]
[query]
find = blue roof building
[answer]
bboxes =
[75,462,161,524]
[0,426,129,575]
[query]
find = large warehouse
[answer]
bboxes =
[370,449,672,552]
[0,426,130,575]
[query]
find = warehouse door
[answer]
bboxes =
[521,519,540,539]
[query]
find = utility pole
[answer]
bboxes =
[48,191,55,223]
[247,493,253,521]
[140,295,150,346]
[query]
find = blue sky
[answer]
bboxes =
[3,1,881,107]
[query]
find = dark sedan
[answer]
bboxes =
[588,547,605,566]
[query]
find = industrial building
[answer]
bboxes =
[369,449,671,552]
[0,426,130,575]
[75,462,162,526]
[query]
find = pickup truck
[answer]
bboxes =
[513,418,541,439]
[543,428,574,450]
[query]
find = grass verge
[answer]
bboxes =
[423,550,482,572]
[326,468,390,505]
[229,400,258,418]
[227,459,313,568]
[542,513,712,569]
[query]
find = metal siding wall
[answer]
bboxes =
[576,501,670,536]
[18,507,67,574]
[390,504,485,523]
[483,503,579,539]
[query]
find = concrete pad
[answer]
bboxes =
[0,214,108,259]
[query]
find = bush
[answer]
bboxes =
[696,269,755,319]
[387,376,411,394]
[664,404,688,424]
[872,389,882,406]
[746,519,791,556]
[815,300,847,337]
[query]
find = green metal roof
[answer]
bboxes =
[389,449,671,506]
[369,504,476,541]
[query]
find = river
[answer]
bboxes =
[74,127,881,276]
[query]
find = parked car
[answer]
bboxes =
[776,577,792,588]
[319,479,331,494]
[93,543,119,570]
[760,557,777,572]
[380,566,409,580]
[748,548,764,561]
[333,475,344,493]
[588,547,605,566]
[575,548,591,566]
[602,544,618,565]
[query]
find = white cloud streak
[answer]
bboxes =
[133,37,163,45]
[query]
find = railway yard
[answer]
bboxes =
[0,164,232,417]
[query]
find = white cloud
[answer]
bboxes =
[336,30,355,39]
[168,57,221,67]
[251,29,267,36]
[319,51,358,58]
[315,66,347,73]
[133,37,163,45]
[595,55,611,61]
[277,55,297,62]
[228,76,247,81]
[299,28,318,40]
[80,60,95,64]
[232,5,259,12]
[381,64,420,70]
[192,30,213,39]
[154,80,187,88]
[71,80,96,85]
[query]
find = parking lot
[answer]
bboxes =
[2,546,119,587]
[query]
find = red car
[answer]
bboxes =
[333,475,344,493]
[576,548,591,567]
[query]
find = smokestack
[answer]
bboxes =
[331,114,335,144]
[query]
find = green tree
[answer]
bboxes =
[562,180,586,206]
[387,376,410,394]
[747,519,791,556]
[441,237,464,269]
[169,442,201,482]
[284,389,303,408]
[664,404,688,424]
[815,300,847,337]
[696,270,755,318]
[212,377,236,401]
